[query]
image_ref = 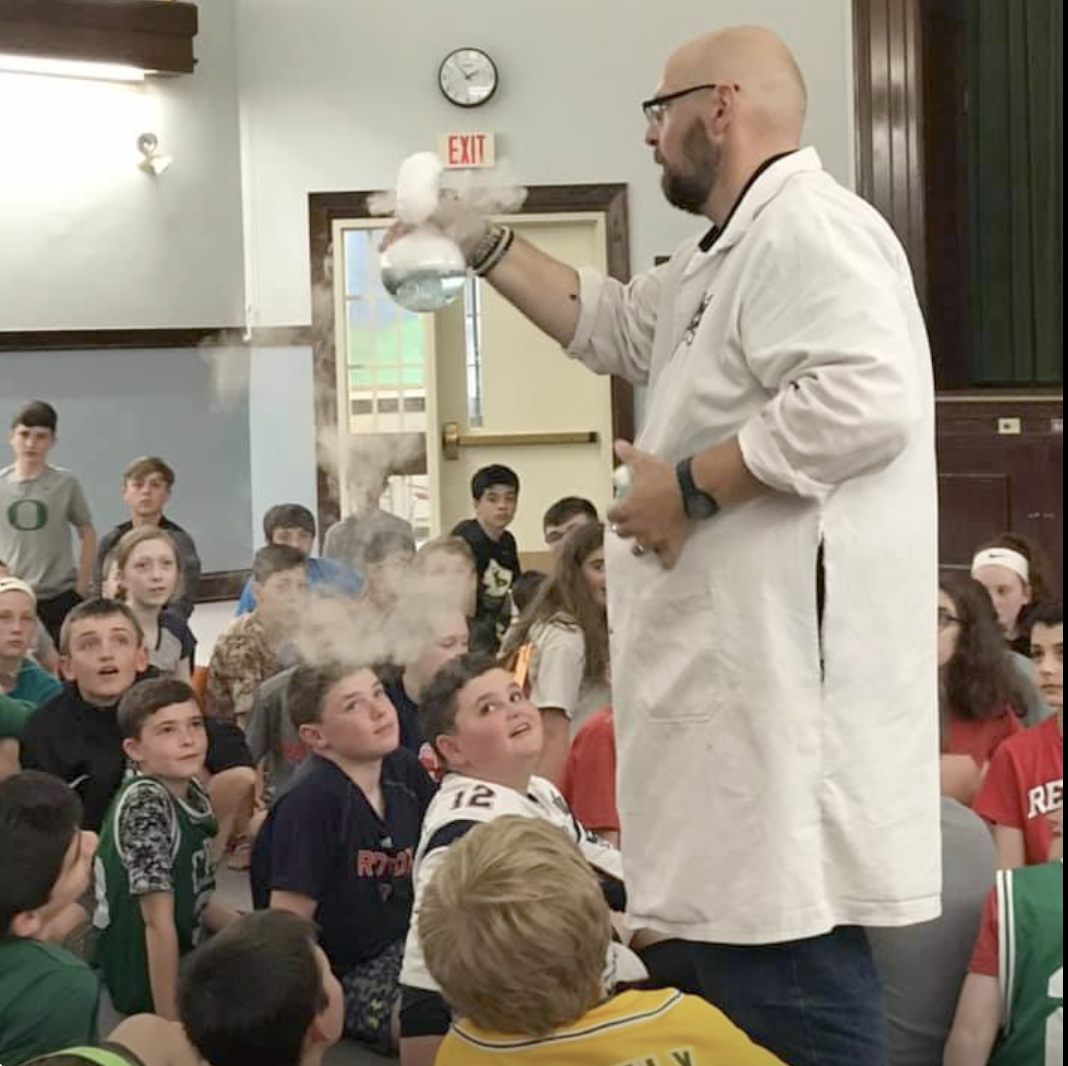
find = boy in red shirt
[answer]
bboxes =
[562,707,619,847]
[975,602,1063,869]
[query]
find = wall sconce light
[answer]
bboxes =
[137,132,172,175]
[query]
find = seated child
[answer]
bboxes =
[0,558,61,673]
[562,706,619,847]
[938,574,1027,807]
[944,845,1063,1066]
[398,653,645,1066]
[975,601,1064,867]
[246,664,306,804]
[113,527,196,683]
[22,599,255,852]
[362,528,417,616]
[0,574,63,707]
[421,816,787,1065]
[46,911,344,1066]
[206,545,308,728]
[0,772,100,1066]
[236,504,362,616]
[93,678,237,1019]
[416,536,478,620]
[0,575,62,780]
[93,456,203,620]
[384,607,471,753]
[451,465,522,652]
[324,470,416,575]
[252,663,437,1054]
[543,495,598,555]
[22,599,150,831]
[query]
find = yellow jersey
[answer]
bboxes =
[436,988,787,1066]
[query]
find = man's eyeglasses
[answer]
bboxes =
[938,610,965,631]
[641,83,739,126]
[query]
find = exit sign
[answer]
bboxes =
[440,132,496,169]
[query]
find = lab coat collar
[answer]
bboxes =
[692,146,824,265]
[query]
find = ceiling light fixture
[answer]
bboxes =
[0,0,197,81]
[0,53,147,82]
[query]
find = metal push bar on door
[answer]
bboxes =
[442,422,600,460]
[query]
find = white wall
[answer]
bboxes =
[247,345,319,548]
[236,0,855,328]
[0,0,245,330]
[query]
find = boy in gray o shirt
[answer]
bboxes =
[1,401,97,644]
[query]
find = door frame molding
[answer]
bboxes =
[308,183,632,536]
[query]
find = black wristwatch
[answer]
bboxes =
[676,457,720,521]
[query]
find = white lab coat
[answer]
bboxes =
[567,148,941,945]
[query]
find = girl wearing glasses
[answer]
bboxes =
[939,573,1028,806]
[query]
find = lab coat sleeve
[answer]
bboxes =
[736,211,926,500]
[565,264,666,386]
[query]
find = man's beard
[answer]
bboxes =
[661,119,720,215]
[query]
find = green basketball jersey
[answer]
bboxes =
[992,861,1064,1066]
[92,774,217,1015]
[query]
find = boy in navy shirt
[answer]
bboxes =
[252,662,436,1055]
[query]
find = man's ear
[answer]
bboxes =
[251,581,264,608]
[134,645,150,674]
[123,736,143,764]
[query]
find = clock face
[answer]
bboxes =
[439,48,498,108]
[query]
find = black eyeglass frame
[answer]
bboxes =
[641,83,740,124]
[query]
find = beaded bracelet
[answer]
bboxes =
[474,225,515,277]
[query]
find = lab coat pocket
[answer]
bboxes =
[622,587,723,724]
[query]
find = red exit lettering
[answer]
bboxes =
[446,133,489,167]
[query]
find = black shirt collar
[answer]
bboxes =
[698,150,799,253]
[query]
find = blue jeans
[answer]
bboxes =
[645,927,888,1066]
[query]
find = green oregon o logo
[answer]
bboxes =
[7,498,48,532]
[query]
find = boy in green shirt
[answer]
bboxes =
[93,677,237,1019]
[0,770,101,1066]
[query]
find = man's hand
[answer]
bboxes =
[606,441,691,570]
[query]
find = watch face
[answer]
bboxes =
[439,48,498,108]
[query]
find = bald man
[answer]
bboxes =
[397,27,939,1066]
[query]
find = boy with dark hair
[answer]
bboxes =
[0,771,101,1066]
[975,601,1064,869]
[2,400,98,643]
[235,503,362,616]
[206,545,308,727]
[94,678,237,1019]
[60,911,344,1066]
[451,465,522,651]
[252,662,436,1054]
[399,653,644,1066]
[92,457,202,620]
[421,816,786,1066]
[22,599,149,831]
[543,496,598,554]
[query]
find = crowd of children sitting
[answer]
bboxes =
[1,396,1063,1066]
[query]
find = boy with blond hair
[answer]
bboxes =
[398,653,645,1066]
[421,816,786,1064]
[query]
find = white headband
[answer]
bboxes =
[972,548,1031,584]
[0,576,36,604]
